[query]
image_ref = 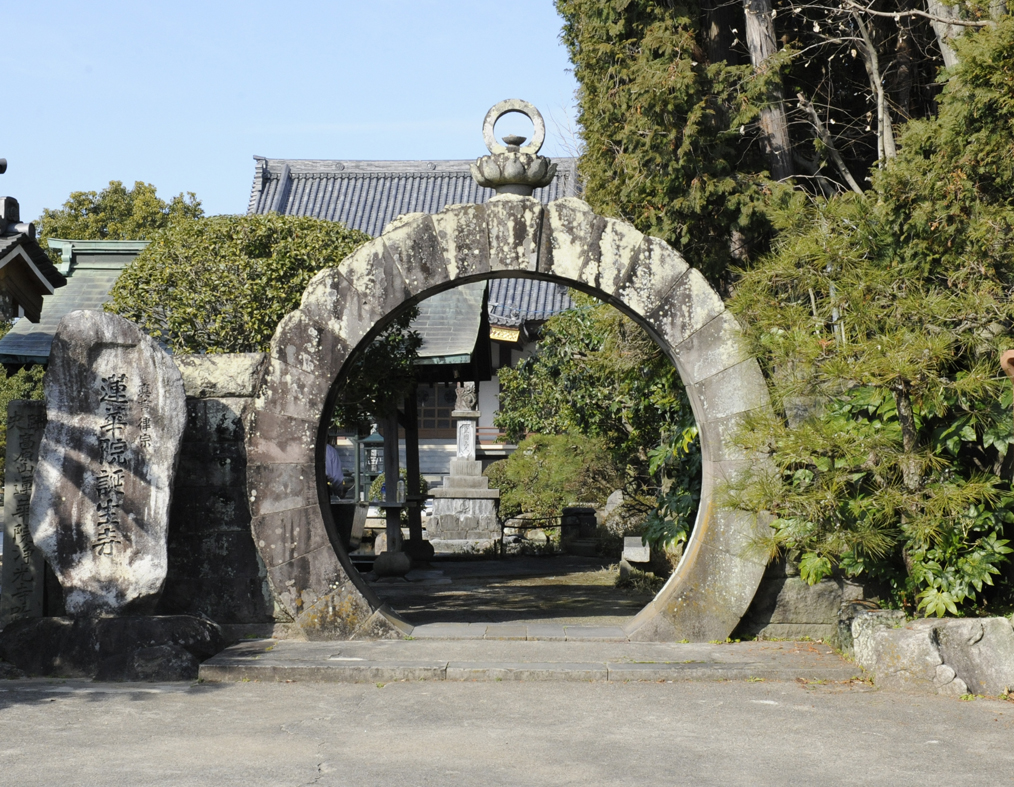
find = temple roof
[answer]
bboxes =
[248,157,579,237]
[0,239,147,365]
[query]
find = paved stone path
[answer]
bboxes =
[200,638,862,684]
[368,554,655,626]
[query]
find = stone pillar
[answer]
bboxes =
[381,408,401,554]
[373,409,410,577]
[402,386,433,562]
[0,401,46,626]
[428,388,500,552]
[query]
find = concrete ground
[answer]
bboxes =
[1,676,1012,786]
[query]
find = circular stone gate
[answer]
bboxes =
[244,193,773,642]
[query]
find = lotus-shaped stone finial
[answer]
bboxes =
[470,99,558,196]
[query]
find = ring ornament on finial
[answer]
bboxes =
[472,99,556,196]
[481,98,547,155]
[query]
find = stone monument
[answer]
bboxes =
[428,383,500,551]
[28,310,188,615]
[0,401,47,626]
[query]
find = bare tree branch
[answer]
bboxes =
[797,93,865,194]
[843,0,992,28]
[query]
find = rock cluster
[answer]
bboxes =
[851,611,1014,696]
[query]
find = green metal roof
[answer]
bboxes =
[412,282,486,367]
[0,239,148,365]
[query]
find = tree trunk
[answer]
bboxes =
[853,11,898,162]
[926,0,961,68]
[743,0,794,180]
[893,12,915,120]
[701,0,743,66]
[892,379,922,492]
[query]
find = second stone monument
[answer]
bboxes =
[428,383,500,551]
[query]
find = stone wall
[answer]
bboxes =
[733,558,874,642]
[156,353,275,625]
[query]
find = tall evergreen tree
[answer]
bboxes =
[727,17,1014,615]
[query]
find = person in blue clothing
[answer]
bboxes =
[325,442,344,498]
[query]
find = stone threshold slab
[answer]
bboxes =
[199,639,862,684]
[408,623,629,641]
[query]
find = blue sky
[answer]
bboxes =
[4,1,578,221]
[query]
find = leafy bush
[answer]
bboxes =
[485,433,623,521]
[0,324,44,488]
[107,213,369,353]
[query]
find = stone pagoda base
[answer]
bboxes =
[428,458,499,552]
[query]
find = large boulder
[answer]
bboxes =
[28,310,187,615]
[0,615,223,680]
[854,618,966,696]
[935,617,1014,696]
[851,612,1014,696]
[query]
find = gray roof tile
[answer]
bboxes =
[247,158,580,337]
[248,157,579,237]
[487,278,574,328]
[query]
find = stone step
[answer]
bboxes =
[199,638,862,684]
[440,476,490,490]
[449,458,483,477]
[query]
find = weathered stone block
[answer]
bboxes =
[429,203,491,282]
[450,458,482,476]
[169,486,251,534]
[29,310,187,616]
[672,311,752,385]
[597,217,647,297]
[247,463,316,519]
[696,503,770,567]
[252,506,333,570]
[622,537,650,563]
[201,398,252,443]
[857,618,944,693]
[935,617,1014,695]
[246,409,316,466]
[0,615,223,679]
[633,544,763,643]
[646,266,724,349]
[271,311,351,381]
[176,441,247,489]
[294,578,376,640]
[613,236,689,319]
[253,358,330,422]
[691,358,770,422]
[176,353,267,399]
[1,400,46,626]
[697,413,756,464]
[337,236,412,317]
[735,576,844,640]
[381,213,452,296]
[266,543,347,620]
[538,198,607,289]
[297,267,383,349]
[485,194,542,273]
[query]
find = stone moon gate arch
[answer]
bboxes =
[245,194,773,641]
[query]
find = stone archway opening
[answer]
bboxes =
[320,276,700,630]
[246,191,772,642]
